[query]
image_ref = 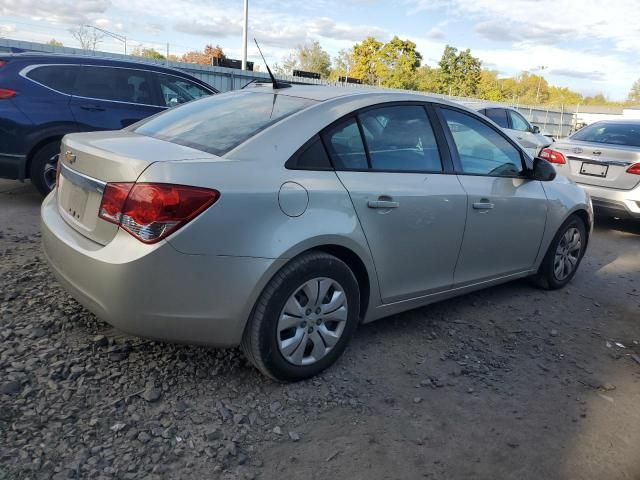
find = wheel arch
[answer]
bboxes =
[25,135,64,179]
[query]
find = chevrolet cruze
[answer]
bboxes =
[42,84,593,381]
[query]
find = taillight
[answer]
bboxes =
[626,163,640,175]
[0,60,6,68]
[539,148,566,165]
[0,88,16,99]
[98,183,219,243]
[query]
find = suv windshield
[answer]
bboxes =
[571,122,640,147]
[134,91,316,155]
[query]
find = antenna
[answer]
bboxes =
[254,38,290,89]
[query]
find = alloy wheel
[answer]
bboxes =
[277,277,348,366]
[554,227,581,281]
[43,154,59,192]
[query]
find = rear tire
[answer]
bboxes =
[241,251,360,382]
[532,214,587,290]
[30,141,61,197]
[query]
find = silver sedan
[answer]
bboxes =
[541,120,640,219]
[41,85,593,381]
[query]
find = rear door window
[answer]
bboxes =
[26,65,79,95]
[75,66,156,105]
[134,90,315,156]
[484,108,509,129]
[359,105,442,172]
[155,73,213,107]
[322,117,368,170]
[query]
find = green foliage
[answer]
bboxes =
[131,46,165,60]
[282,41,332,78]
[47,39,63,47]
[627,79,640,104]
[350,37,384,85]
[437,45,482,96]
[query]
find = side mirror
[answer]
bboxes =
[168,97,179,107]
[531,125,540,134]
[530,157,557,182]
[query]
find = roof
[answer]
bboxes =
[246,82,457,105]
[0,52,188,74]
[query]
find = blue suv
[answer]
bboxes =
[0,53,217,195]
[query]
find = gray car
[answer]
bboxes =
[462,102,554,157]
[541,120,640,219]
[41,85,593,381]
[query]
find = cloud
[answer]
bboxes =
[425,27,446,40]
[409,0,640,53]
[174,17,240,39]
[305,17,388,42]
[0,23,16,36]
[549,69,606,81]
[0,0,111,24]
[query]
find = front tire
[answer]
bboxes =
[532,214,587,290]
[30,141,61,197]
[241,251,360,382]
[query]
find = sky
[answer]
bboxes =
[1,0,639,100]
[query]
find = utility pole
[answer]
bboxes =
[241,0,248,70]
[533,65,547,104]
[87,25,127,54]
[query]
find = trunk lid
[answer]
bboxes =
[553,139,640,190]
[56,131,216,245]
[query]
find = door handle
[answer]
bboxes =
[80,105,105,112]
[472,202,494,210]
[368,200,399,209]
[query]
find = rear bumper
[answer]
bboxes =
[41,192,282,347]
[0,153,26,180]
[577,182,640,219]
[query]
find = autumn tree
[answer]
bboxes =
[47,39,63,47]
[282,41,332,78]
[350,37,384,85]
[181,45,225,65]
[438,45,482,96]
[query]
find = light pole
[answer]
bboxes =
[532,65,547,104]
[87,25,127,54]
[241,0,248,70]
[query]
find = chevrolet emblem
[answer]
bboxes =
[65,150,76,164]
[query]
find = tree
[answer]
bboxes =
[376,36,422,89]
[181,45,225,65]
[69,25,104,51]
[330,48,354,81]
[438,45,481,97]
[350,37,384,85]
[131,46,165,60]
[477,70,503,101]
[415,66,442,93]
[627,79,640,104]
[282,41,331,78]
[47,39,63,47]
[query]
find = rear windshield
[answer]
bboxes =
[134,90,316,156]
[571,122,640,147]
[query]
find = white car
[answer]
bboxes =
[461,103,553,158]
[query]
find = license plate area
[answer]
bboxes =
[57,164,105,233]
[580,162,608,178]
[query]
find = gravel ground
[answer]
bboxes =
[1,179,639,480]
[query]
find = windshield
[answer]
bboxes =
[134,91,316,156]
[571,122,640,147]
